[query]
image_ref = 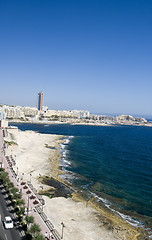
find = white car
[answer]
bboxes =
[4,216,13,229]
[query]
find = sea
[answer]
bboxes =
[9,123,152,235]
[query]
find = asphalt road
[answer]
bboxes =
[0,183,22,240]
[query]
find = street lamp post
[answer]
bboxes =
[40,186,43,211]
[1,148,4,167]
[61,222,65,239]
[30,173,32,183]
[38,186,44,211]
[27,194,30,217]
[21,173,24,180]
[17,167,18,176]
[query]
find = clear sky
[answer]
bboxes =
[0,0,152,117]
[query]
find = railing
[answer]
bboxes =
[4,150,62,240]
[28,184,62,240]
[27,182,45,205]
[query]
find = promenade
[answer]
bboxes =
[0,128,62,240]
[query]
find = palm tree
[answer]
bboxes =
[10,187,19,195]
[0,171,8,182]
[15,206,25,224]
[11,193,22,209]
[3,178,10,189]
[7,181,14,189]
[10,187,21,204]
[5,180,14,193]
[0,167,5,172]
[25,215,34,229]
[25,232,32,240]
[17,199,25,207]
[18,206,25,215]
[15,199,25,219]
[29,223,41,239]
[13,192,22,200]
[10,188,21,203]
[33,233,45,240]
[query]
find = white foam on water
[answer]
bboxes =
[65,139,70,144]
[116,212,142,227]
[62,150,67,157]
[90,192,146,229]
[60,159,71,167]
[60,144,66,149]
[91,192,110,205]
[59,136,74,170]
[63,159,71,165]
[58,135,151,237]
[69,136,74,139]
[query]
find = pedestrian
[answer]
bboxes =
[49,231,54,239]
[45,232,48,239]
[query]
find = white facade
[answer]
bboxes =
[43,109,90,119]
[0,111,6,120]
[0,120,8,128]
[0,104,91,121]
[0,105,39,119]
[21,106,38,117]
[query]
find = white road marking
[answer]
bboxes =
[5,233,8,240]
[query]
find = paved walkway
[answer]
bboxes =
[0,128,62,240]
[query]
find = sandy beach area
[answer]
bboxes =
[5,128,147,240]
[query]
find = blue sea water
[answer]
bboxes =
[10,123,152,230]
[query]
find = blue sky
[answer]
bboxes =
[0,0,152,116]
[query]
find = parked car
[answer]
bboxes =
[4,216,13,229]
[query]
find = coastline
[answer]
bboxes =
[8,118,152,127]
[5,128,149,240]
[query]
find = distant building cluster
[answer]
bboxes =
[0,104,90,121]
[0,91,90,122]
[0,91,148,126]
[90,114,147,125]
[0,104,38,120]
[43,109,90,119]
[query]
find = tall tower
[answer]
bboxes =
[37,92,44,111]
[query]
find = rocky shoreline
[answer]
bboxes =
[5,128,149,240]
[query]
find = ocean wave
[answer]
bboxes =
[59,136,74,169]
[59,172,78,180]
[59,159,72,167]
[60,144,66,149]
[64,136,74,144]
[64,139,70,144]
[91,192,111,205]
[62,150,68,157]
[90,192,145,229]
[149,233,152,239]
[63,159,71,165]
[60,136,74,158]
[116,211,143,227]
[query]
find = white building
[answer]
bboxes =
[0,120,8,128]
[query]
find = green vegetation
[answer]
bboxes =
[6,117,13,120]
[0,168,45,239]
[20,117,27,121]
[4,140,18,146]
[29,223,41,238]
[25,215,34,228]
[48,115,60,121]
[0,167,5,172]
